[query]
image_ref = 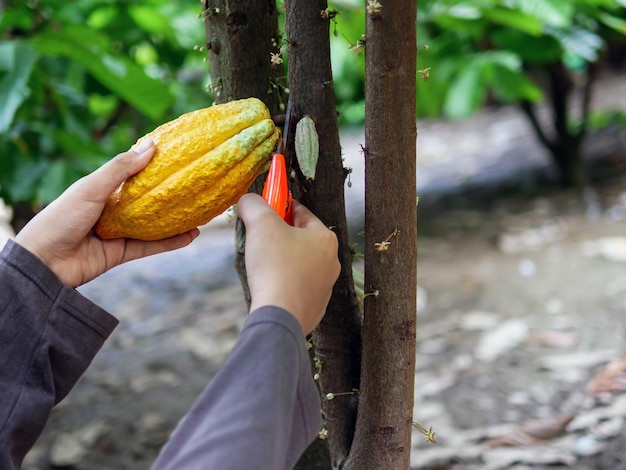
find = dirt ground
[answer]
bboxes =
[21,74,626,469]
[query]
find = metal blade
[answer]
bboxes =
[277,97,294,156]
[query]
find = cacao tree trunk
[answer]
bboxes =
[203,1,334,466]
[202,0,283,305]
[202,0,281,108]
[285,1,363,467]
[344,0,418,468]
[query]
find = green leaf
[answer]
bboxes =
[550,26,604,64]
[433,15,484,39]
[598,12,626,33]
[87,5,119,29]
[475,50,522,71]
[482,6,543,36]
[170,10,207,49]
[583,0,626,8]
[0,42,38,133]
[491,65,543,103]
[0,6,35,31]
[443,63,485,119]
[29,24,173,120]
[438,3,482,20]
[431,3,483,32]
[37,160,83,204]
[490,29,562,64]
[129,5,175,37]
[2,157,47,203]
[516,0,574,28]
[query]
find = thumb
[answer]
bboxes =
[290,200,328,230]
[73,137,155,205]
[236,193,282,227]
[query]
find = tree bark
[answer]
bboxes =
[285,1,363,468]
[344,1,418,468]
[203,0,281,108]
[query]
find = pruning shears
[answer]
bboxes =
[262,99,294,225]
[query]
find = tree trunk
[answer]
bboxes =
[203,0,281,108]
[551,136,585,188]
[285,1,363,468]
[344,0,418,468]
[546,62,586,188]
[204,1,337,467]
[202,0,283,305]
[520,62,595,188]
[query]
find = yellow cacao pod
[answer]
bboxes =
[95,98,280,241]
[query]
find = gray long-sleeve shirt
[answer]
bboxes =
[0,239,321,470]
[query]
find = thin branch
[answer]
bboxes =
[576,63,596,142]
[547,62,571,139]
[520,100,556,154]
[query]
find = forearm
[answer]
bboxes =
[0,240,118,469]
[152,306,322,470]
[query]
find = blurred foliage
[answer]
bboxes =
[416,0,626,119]
[328,0,626,123]
[327,0,366,125]
[0,0,208,208]
[328,0,626,187]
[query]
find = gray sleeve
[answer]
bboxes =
[0,240,119,470]
[152,306,322,470]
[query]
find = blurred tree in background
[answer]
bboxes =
[329,0,626,187]
[417,0,626,187]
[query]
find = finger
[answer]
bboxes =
[119,228,200,264]
[236,193,282,227]
[71,137,156,205]
[290,200,328,231]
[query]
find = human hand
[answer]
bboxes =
[15,139,199,288]
[236,193,340,336]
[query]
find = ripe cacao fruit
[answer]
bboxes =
[95,98,280,241]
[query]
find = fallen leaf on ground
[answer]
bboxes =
[483,414,575,448]
[528,330,580,348]
[586,354,626,395]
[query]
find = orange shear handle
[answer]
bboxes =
[262,153,293,225]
